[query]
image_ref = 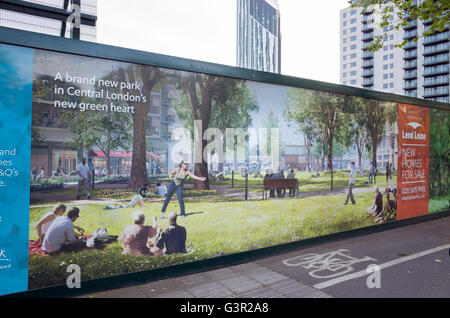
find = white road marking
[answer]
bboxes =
[313,243,450,290]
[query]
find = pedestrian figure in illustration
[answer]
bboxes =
[160,161,206,218]
[344,161,357,205]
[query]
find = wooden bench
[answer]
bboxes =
[262,178,298,199]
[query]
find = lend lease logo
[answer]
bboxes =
[406,122,423,129]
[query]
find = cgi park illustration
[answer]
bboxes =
[18,48,448,290]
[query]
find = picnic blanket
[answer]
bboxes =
[29,233,117,256]
[29,240,46,256]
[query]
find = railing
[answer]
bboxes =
[423,76,449,87]
[404,70,417,79]
[404,60,417,69]
[423,43,450,55]
[423,65,449,77]
[404,30,417,39]
[423,54,449,66]
[362,32,374,41]
[404,81,417,89]
[362,51,374,59]
[362,60,373,68]
[423,87,449,97]
[404,50,417,59]
[424,32,449,45]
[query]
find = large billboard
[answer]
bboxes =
[0,41,449,295]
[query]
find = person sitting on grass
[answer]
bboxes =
[150,212,186,255]
[155,183,168,197]
[119,210,159,256]
[139,183,151,197]
[366,186,383,217]
[36,203,66,241]
[42,207,86,254]
[374,188,397,223]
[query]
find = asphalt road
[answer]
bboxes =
[256,215,450,298]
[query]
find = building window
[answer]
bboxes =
[343,47,347,52]
[343,55,347,60]
[343,72,347,77]
[351,18,357,24]
[383,65,388,70]
[343,38,347,43]
[383,74,388,80]
[351,9,357,15]
[350,71,357,76]
[350,62,357,67]
[390,63,394,69]
[350,44,357,50]
[390,53,394,59]
[343,21,347,26]
[383,83,388,89]
[351,79,357,84]
[390,83,394,88]
[351,35,357,41]
[390,73,394,78]
[383,55,388,61]
[383,46,388,51]
[350,27,357,33]
[343,12,347,18]
[343,30,347,35]
[350,53,357,58]
[390,34,394,40]
[390,44,394,50]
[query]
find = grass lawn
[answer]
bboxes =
[29,191,378,290]
[429,195,450,213]
[218,170,397,192]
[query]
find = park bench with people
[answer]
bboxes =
[262,178,299,199]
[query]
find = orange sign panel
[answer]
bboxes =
[397,103,430,220]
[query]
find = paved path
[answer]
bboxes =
[79,215,450,298]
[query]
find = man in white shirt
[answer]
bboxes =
[42,207,85,254]
[344,161,357,205]
[76,157,90,200]
[156,183,167,197]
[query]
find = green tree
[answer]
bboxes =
[174,81,258,172]
[61,103,132,175]
[285,88,353,172]
[429,108,450,198]
[339,108,368,169]
[351,0,450,51]
[117,65,162,188]
[285,106,317,173]
[175,74,257,189]
[353,98,397,172]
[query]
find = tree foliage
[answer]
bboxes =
[174,74,259,189]
[429,108,450,198]
[351,0,450,51]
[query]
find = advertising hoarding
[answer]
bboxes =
[0,39,448,296]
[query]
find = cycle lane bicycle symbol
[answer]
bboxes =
[282,248,377,279]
